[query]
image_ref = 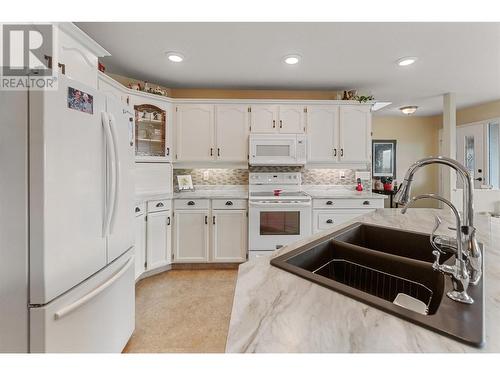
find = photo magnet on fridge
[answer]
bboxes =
[67,87,94,114]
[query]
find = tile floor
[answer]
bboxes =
[123,269,238,353]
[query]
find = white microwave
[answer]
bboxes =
[249,134,307,166]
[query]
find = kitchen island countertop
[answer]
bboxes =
[225,208,500,353]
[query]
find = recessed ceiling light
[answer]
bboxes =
[283,54,301,65]
[166,52,184,63]
[397,56,417,66]
[400,106,418,115]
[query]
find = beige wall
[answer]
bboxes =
[108,73,341,100]
[373,116,441,208]
[430,99,500,127]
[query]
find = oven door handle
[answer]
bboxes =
[249,201,311,208]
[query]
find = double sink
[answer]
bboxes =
[270,222,484,347]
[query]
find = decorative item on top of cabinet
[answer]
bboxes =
[134,104,169,162]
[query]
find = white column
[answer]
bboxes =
[442,93,456,201]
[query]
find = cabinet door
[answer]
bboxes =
[250,105,278,133]
[212,210,247,262]
[313,209,373,234]
[307,106,339,163]
[278,105,306,133]
[176,105,214,161]
[129,95,172,162]
[174,210,209,262]
[134,214,146,280]
[339,106,371,163]
[146,210,172,270]
[215,105,250,162]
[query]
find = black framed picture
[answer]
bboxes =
[372,140,397,177]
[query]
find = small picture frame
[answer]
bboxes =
[372,140,397,177]
[177,175,194,191]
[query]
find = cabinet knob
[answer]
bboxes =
[326,200,333,205]
[326,219,333,224]
[187,201,195,206]
[135,207,140,213]
[363,200,370,205]
[225,201,233,206]
[156,202,164,208]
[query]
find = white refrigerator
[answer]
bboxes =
[0,76,135,352]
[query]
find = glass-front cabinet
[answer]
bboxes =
[134,104,170,162]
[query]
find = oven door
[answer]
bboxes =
[249,137,298,166]
[249,202,312,251]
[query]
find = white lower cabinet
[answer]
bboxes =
[146,209,172,269]
[212,209,247,262]
[134,206,147,280]
[313,209,373,233]
[173,209,210,262]
[312,197,382,234]
[173,199,248,263]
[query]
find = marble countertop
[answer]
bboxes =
[302,185,387,199]
[226,208,500,353]
[173,185,248,199]
[135,189,173,203]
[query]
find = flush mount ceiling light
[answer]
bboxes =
[397,56,417,66]
[283,54,301,65]
[400,106,418,115]
[166,52,184,63]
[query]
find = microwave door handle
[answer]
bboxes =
[101,112,115,237]
[108,113,120,234]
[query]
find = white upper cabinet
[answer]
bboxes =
[278,105,306,133]
[339,105,371,163]
[250,105,305,134]
[306,105,339,163]
[215,105,250,162]
[250,105,278,133]
[175,105,214,161]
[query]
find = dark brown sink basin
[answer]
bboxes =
[271,222,484,347]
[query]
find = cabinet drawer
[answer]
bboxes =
[174,199,210,210]
[147,199,172,213]
[211,199,247,210]
[314,209,373,233]
[313,198,383,209]
[134,202,146,216]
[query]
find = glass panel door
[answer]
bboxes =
[134,104,166,158]
[456,124,485,189]
[489,122,500,189]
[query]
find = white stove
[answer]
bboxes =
[248,173,312,258]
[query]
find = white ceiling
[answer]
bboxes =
[76,22,500,116]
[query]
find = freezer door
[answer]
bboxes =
[105,95,135,263]
[30,250,135,353]
[29,76,107,304]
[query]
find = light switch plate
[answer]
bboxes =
[356,171,371,180]
[203,170,210,181]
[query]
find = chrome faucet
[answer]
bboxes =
[395,156,482,286]
[402,194,473,304]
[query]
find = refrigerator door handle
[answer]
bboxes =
[101,112,116,237]
[108,113,120,234]
[53,257,133,320]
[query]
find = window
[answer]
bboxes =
[489,122,500,189]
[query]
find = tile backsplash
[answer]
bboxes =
[173,169,249,188]
[174,167,371,189]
